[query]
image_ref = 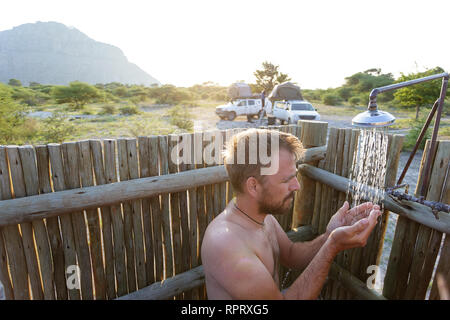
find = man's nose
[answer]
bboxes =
[290,177,300,191]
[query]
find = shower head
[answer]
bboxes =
[352,88,395,127]
[352,107,396,128]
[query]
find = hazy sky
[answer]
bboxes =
[1,0,449,89]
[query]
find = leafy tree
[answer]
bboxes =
[148,85,193,104]
[51,81,101,109]
[253,61,291,93]
[393,66,447,119]
[0,83,37,144]
[8,79,22,87]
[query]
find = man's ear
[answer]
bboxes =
[245,177,259,198]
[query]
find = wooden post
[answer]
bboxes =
[77,141,107,299]
[178,133,193,299]
[293,122,327,236]
[137,136,155,286]
[90,140,116,299]
[61,142,94,299]
[167,134,182,299]
[148,136,164,283]
[158,135,174,279]
[103,139,128,297]
[404,140,449,299]
[117,138,137,293]
[187,132,199,300]
[383,140,433,300]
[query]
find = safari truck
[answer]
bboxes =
[215,98,264,121]
[266,81,320,124]
[215,82,265,121]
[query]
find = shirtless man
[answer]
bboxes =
[201,128,382,300]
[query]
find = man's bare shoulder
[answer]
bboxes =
[202,210,245,250]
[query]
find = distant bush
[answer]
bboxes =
[167,105,193,132]
[322,94,342,106]
[119,104,141,115]
[348,96,361,106]
[99,104,117,115]
[403,118,431,151]
[39,111,77,144]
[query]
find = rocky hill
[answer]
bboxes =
[0,21,159,86]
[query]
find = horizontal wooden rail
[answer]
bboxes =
[117,225,384,300]
[299,164,450,235]
[328,263,386,300]
[0,146,326,227]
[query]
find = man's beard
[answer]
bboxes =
[258,190,296,216]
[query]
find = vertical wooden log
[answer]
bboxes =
[335,128,352,299]
[148,136,163,282]
[186,132,199,300]
[211,131,222,218]
[383,140,434,299]
[6,147,44,300]
[117,138,137,293]
[341,129,360,299]
[158,135,174,279]
[126,138,147,290]
[318,128,338,235]
[168,134,182,298]
[137,136,155,287]
[430,235,450,299]
[178,133,192,299]
[219,130,227,212]
[61,142,94,299]
[328,129,345,299]
[293,120,328,227]
[405,140,449,299]
[103,139,128,297]
[90,140,116,299]
[35,146,68,300]
[0,227,13,299]
[77,141,107,299]
[18,146,55,300]
[225,129,234,203]
[429,152,449,300]
[194,131,208,299]
[203,131,215,226]
[48,144,81,300]
[0,147,29,300]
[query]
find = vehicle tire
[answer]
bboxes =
[267,116,275,125]
[280,119,286,125]
[227,112,236,121]
[247,115,253,122]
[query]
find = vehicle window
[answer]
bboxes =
[237,101,247,107]
[248,100,255,106]
[291,103,315,111]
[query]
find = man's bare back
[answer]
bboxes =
[201,201,282,299]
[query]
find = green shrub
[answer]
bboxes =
[99,104,117,115]
[348,96,361,106]
[119,104,141,115]
[322,94,342,106]
[167,105,193,132]
[403,118,431,151]
[39,111,77,143]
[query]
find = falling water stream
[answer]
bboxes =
[347,127,390,208]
